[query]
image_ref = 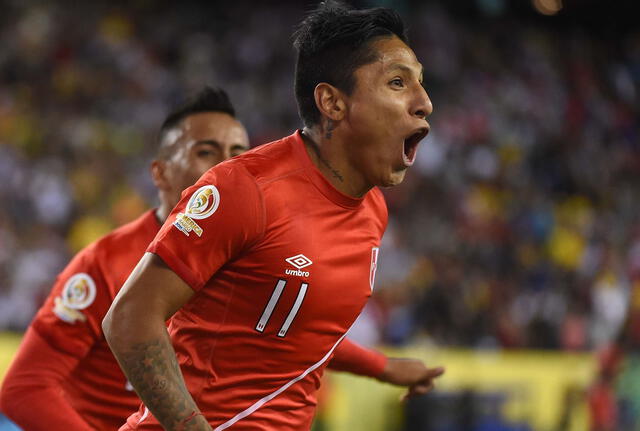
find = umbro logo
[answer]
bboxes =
[285,254,312,277]
[286,254,313,269]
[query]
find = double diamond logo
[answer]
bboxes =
[285,254,313,270]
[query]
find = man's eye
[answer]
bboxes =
[197,150,214,157]
[390,78,404,87]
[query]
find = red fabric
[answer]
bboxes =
[1,210,160,430]
[126,131,388,430]
[588,380,618,430]
[329,338,387,378]
[597,343,623,377]
[0,327,94,430]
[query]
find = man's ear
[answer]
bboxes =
[314,83,346,122]
[150,160,171,191]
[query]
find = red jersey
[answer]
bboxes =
[1,210,160,430]
[126,131,388,430]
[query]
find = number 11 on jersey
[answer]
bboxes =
[255,279,308,338]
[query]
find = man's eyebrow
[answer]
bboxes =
[388,63,424,79]
[194,140,220,148]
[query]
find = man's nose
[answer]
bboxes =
[413,85,433,119]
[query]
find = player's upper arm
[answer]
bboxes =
[103,252,194,341]
[104,162,264,343]
[31,247,110,358]
[146,161,265,291]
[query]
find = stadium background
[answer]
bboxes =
[0,0,638,429]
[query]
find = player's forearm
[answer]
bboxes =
[1,382,97,431]
[112,334,209,430]
[328,338,387,378]
[103,253,204,430]
[104,302,208,431]
[0,328,98,430]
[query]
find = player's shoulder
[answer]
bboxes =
[366,187,387,210]
[364,187,388,224]
[206,131,302,186]
[86,210,158,262]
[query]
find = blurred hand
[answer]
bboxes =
[377,358,445,401]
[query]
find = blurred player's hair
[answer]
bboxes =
[157,86,236,158]
[293,0,407,127]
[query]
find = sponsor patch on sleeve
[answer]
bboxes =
[53,273,97,324]
[173,185,220,237]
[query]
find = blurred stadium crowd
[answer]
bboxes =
[0,0,639,360]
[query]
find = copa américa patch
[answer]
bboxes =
[53,273,97,323]
[173,185,220,237]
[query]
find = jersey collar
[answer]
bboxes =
[291,130,365,209]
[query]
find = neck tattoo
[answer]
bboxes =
[320,156,344,183]
[304,131,344,183]
[325,119,335,140]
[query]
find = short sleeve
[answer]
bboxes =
[147,163,264,291]
[31,248,111,359]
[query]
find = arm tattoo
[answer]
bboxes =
[117,337,209,431]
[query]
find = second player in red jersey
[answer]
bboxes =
[0,87,251,430]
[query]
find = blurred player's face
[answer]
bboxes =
[156,112,249,209]
[341,35,431,188]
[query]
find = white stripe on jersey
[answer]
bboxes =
[214,332,348,431]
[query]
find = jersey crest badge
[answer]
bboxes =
[173,185,220,237]
[370,247,379,291]
[53,273,97,323]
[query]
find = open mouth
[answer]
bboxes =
[403,128,428,166]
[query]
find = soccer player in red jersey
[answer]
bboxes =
[103,2,444,430]
[0,87,251,430]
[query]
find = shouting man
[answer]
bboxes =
[104,2,442,430]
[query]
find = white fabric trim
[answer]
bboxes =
[138,406,150,424]
[213,333,347,430]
